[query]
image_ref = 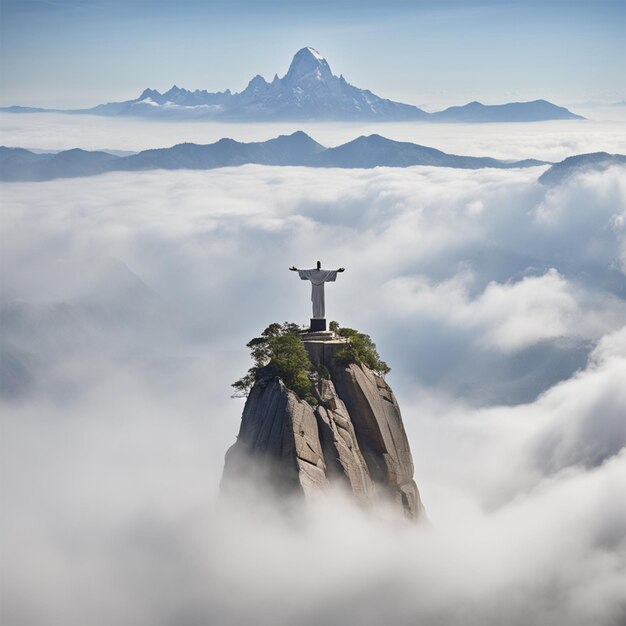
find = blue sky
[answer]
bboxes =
[0,0,624,108]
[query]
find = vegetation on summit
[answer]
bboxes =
[231,323,315,403]
[329,321,390,376]
[232,321,390,402]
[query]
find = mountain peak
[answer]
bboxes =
[139,88,160,99]
[283,46,333,84]
[221,324,424,519]
[302,46,325,62]
[164,85,185,96]
[246,74,269,89]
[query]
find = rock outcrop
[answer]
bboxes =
[221,331,424,518]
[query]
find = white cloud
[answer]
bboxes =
[1,147,625,624]
[384,268,626,352]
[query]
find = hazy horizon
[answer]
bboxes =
[1,0,624,109]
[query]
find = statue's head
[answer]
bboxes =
[316,260,321,269]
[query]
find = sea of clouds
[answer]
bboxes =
[2,109,626,159]
[1,115,626,625]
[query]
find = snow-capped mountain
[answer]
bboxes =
[105,47,427,120]
[224,47,428,120]
[1,47,584,122]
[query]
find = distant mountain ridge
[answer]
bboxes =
[432,99,583,122]
[0,131,548,181]
[1,47,583,122]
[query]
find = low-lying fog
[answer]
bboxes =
[1,118,625,625]
[2,110,626,161]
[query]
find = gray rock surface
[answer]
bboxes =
[222,332,424,518]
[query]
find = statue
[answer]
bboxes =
[290,261,345,331]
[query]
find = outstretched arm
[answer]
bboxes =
[289,266,298,271]
[337,267,345,272]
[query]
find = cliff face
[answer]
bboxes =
[221,332,424,518]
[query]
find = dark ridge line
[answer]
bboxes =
[0,131,551,182]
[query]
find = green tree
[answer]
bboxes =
[232,322,316,403]
[331,322,390,376]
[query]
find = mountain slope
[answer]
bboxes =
[115,131,326,171]
[313,134,544,169]
[0,147,118,181]
[539,152,626,185]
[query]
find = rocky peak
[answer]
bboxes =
[246,74,269,90]
[138,88,160,100]
[221,329,424,519]
[282,46,334,85]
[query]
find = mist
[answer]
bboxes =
[2,112,626,161]
[1,124,626,624]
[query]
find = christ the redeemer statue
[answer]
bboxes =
[290,261,345,331]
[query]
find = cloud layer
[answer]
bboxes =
[2,112,626,161]
[1,148,625,624]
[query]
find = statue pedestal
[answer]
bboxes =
[310,318,326,332]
